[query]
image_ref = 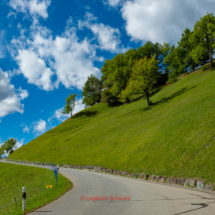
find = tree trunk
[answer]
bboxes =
[146,90,150,107]
[126,97,130,103]
[210,56,214,68]
[191,62,195,72]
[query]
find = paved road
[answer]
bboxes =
[28,168,215,215]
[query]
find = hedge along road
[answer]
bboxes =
[27,168,215,215]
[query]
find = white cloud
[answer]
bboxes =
[16,50,54,91]
[14,138,24,150]
[104,0,122,7]
[0,30,6,59]
[9,17,101,91]
[50,108,70,122]
[79,13,122,52]
[49,98,85,122]
[23,125,30,133]
[0,69,28,118]
[9,0,51,19]
[121,0,215,44]
[73,98,85,115]
[18,87,29,100]
[33,119,46,134]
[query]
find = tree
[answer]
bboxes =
[121,55,160,107]
[62,93,77,118]
[191,13,215,67]
[3,138,17,155]
[0,146,4,158]
[82,75,102,107]
[163,45,181,78]
[177,28,197,72]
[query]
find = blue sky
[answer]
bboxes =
[0,0,215,150]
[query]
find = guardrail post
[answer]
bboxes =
[22,187,26,211]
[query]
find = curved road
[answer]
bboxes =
[29,168,215,215]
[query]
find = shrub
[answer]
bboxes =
[201,65,207,72]
[167,77,177,85]
[101,89,121,106]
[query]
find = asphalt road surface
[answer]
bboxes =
[28,168,215,215]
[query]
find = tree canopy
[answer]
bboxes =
[82,74,102,107]
[1,138,17,155]
[101,41,170,106]
[190,13,215,67]
[121,55,160,107]
[81,13,215,108]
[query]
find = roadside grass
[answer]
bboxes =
[9,68,215,183]
[0,162,72,215]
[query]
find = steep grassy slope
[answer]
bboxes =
[0,162,72,215]
[10,69,215,182]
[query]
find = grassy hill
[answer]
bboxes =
[10,68,215,183]
[0,162,71,215]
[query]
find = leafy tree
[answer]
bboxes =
[191,13,215,67]
[62,93,77,118]
[137,41,171,71]
[101,53,137,97]
[101,42,170,105]
[101,88,121,106]
[0,146,4,158]
[82,75,102,107]
[177,28,197,72]
[164,45,183,78]
[121,55,160,107]
[3,138,17,155]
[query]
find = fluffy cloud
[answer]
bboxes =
[10,18,101,91]
[0,69,28,118]
[33,119,46,134]
[0,30,6,59]
[79,13,122,52]
[15,138,25,150]
[53,108,70,122]
[23,125,30,133]
[49,98,85,122]
[121,0,215,44]
[9,0,51,19]
[104,0,122,7]
[16,50,54,91]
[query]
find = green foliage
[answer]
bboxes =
[0,162,71,215]
[81,74,102,107]
[2,138,17,155]
[191,13,215,67]
[101,42,171,106]
[164,29,198,79]
[101,88,120,106]
[137,41,170,71]
[190,45,209,65]
[0,147,4,158]
[201,65,207,72]
[62,93,77,118]
[167,77,177,85]
[121,55,160,107]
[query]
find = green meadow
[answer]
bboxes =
[0,162,72,215]
[9,68,215,183]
